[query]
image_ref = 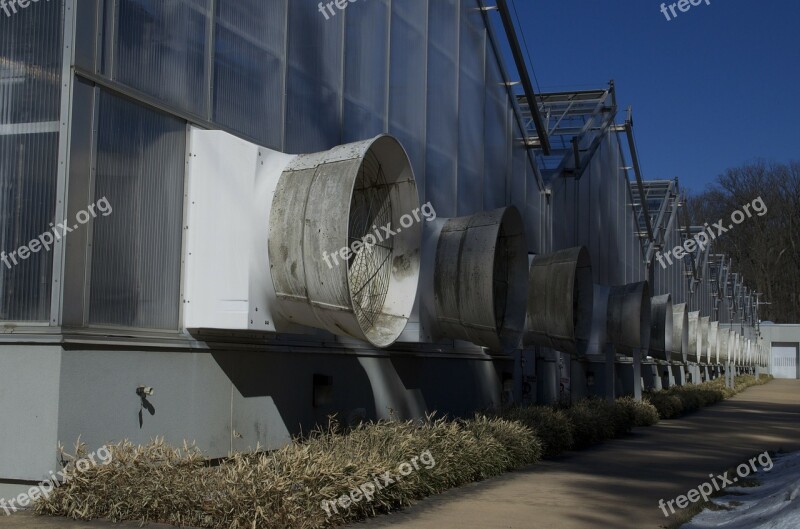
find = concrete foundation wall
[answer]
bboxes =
[0,346,61,481]
[1,343,502,482]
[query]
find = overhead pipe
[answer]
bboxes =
[496,0,551,154]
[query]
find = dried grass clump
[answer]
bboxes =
[645,392,685,419]
[733,374,772,392]
[461,415,542,471]
[615,396,660,427]
[35,416,541,529]
[502,396,657,455]
[501,406,574,456]
[644,374,773,420]
[564,398,619,449]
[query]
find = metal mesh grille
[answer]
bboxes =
[348,150,394,332]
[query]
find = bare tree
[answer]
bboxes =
[686,161,800,323]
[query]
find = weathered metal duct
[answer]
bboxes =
[708,321,719,363]
[587,284,610,354]
[671,303,689,363]
[700,316,710,364]
[433,206,529,352]
[269,135,421,348]
[741,336,746,366]
[525,246,593,356]
[728,330,737,364]
[649,294,673,361]
[719,329,730,363]
[606,281,651,353]
[688,311,701,362]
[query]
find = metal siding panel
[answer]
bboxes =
[456,0,485,216]
[425,0,458,218]
[213,0,286,149]
[285,0,344,152]
[343,0,389,142]
[589,155,602,283]
[89,92,185,329]
[511,142,526,223]
[389,0,428,196]
[524,154,542,253]
[482,53,507,210]
[115,0,211,116]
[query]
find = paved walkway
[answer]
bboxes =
[2,380,798,529]
[351,379,800,529]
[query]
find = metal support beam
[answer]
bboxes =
[495,0,551,154]
[623,111,654,243]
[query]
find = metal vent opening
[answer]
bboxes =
[348,150,395,335]
[269,135,421,348]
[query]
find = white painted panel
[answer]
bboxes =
[183,126,294,332]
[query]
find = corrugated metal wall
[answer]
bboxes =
[549,133,646,286]
[89,0,526,213]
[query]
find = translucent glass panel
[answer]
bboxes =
[89,91,185,329]
[213,0,286,149]
[284,1,344,153]
[0,0,62,321]
[342,0,389,142]
[0,133,59,321]
[115,0,210,116]
[483,56,510,210]
[457,0,486,216]
[389,0,427,193]
[425,0,459,218]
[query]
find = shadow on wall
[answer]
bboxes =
[211,348,502,437]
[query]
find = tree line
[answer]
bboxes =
[686,161,800,324]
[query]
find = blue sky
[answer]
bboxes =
[512,0,800,193]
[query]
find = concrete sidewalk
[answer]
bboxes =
[350,379,800,529]
[2,380,798,529]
